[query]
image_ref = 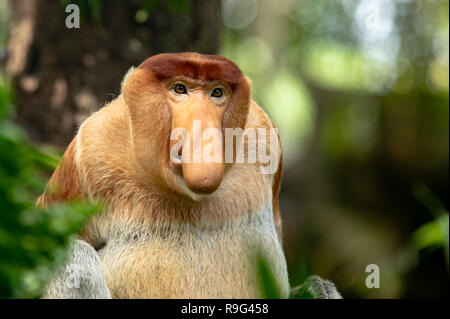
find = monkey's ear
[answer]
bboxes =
[120,66,135,94]
[244,76,252,92]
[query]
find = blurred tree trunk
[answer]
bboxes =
[5,0,220,147]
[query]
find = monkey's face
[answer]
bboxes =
[165,79,229,195]
[123,53,250,199]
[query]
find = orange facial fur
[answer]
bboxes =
[37,53,288,298]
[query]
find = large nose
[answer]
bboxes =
[171,95,225,195]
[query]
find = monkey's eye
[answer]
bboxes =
[172,84,187,94]
[211,88,224,98]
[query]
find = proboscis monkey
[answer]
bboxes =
[39,53,290,298]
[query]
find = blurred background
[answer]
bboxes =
[0,0,448,298]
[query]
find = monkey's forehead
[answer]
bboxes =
[138,53,244,88]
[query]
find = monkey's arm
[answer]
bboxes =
[42,239,111,299]
[290,275,342,299]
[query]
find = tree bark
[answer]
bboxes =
[6,0,221,147]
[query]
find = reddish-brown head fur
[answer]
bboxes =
[138,53,245,89]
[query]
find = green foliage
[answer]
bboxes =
[256,254,283,299]
[412,214,449,271]
[413,184,449,271]
[0,80,100,298]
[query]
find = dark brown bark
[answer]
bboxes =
[6,0,221,147]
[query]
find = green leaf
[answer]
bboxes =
[256,254,282,299]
